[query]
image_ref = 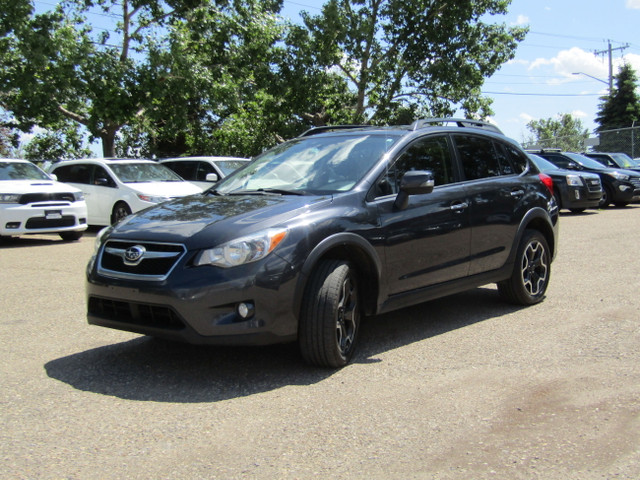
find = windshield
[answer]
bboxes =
[214,160,249,176]
[0,161,51,181]
[565,152,608,170]
[610,153,636,168]
[215,134,400,195]
[109,162,184,183]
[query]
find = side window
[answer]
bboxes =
[503,143,529,174]
[377,135,454,196]
[453,135,502,180]
[54,164,92,184]
[196,162,216,181]
[165,161,196,180]
[544,154,570,169]
[92,166,116,187]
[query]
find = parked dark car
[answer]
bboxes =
[87,119,559,367]
[582,152,640,173]
[528,149,640,208]
[527,154,602,213]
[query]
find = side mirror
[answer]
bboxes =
[394,170,435,210]
[94,177,111,187]
[205,172,219,183]
[49,173,58,181]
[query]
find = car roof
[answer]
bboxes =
[53,158,158,166]
[159,156,249,162]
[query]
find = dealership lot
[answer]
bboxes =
[1,208,639,479]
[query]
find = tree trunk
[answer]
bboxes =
[101,131,116,157]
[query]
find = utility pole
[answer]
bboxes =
[594,40,630,93]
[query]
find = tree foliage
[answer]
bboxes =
[594,64,640,155]
[1,0,526,158]
[297,0,527,125]
[524,114,589,151]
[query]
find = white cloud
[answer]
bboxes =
[571,110,588,119]
[528,47,611,85]
[627,0,640,9]
[519,113,535,123]
[513,14,529,25]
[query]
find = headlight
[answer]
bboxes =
[137,194,172,203]
[74,191,85,201]
[195,228,288,268]
[566,174,583,187]
[0,193,20,203]
[608,171,630,182]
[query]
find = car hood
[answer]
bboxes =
[125,181,202,197]
[111,193,332,247]
[0,179,82,194]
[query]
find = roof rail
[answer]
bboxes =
[298,125,373,137]
[410,118,503,135]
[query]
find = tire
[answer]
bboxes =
[598,186,612,208]
[111,202,132,225]
[614,202,629,208]
[299,260,361,368]
[498,230,550,306]
[553,191,562,211]
[569,208,586,214]
[59,231,83,241]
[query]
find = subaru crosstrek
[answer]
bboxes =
[87,119,559,367]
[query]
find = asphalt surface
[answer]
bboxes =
[1,207,639,479]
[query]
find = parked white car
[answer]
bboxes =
[159,156,249,191]
[0,159,88,240]
[50,158,202,226]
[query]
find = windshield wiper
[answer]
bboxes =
[227,188,304,196]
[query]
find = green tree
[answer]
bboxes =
[0,0,205,158]
[524,114,589,151]
[595,64,640,155]
[22,124,92,162]
[295,0,527,125]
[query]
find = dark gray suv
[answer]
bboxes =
[87,119,559,367]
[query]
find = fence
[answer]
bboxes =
[522,125,640,159]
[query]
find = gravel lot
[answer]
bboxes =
[1,207,639,479]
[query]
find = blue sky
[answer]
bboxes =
[280,0,640,143]
[30,0,640,150]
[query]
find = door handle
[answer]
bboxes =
[510,189,525,197]
[450,202,469,212]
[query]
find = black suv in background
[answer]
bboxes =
[528,149,640,208]
[87,119,559,367]
[527,153,602,213]
[583,152,640,173]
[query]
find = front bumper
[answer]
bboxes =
[0,202,87,235]
[560,185,602,209]
[86,249,301,345]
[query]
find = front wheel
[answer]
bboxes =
[498,230,550,305]
[59,231,83,241]
[299,260,361,368]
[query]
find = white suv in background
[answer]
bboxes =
[159,156,249,190]
[50,158,202,226]
[0,159,88,241]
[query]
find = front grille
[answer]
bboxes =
[20,193,76,204]
[88,296,185,330]
[629,177,640,189]
[586,178,602,192]
[25,215,76,229]
[98,240,186,281]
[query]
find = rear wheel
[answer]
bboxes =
[498,230,550,305]
[299,260,361,368]
[111,202,132,224]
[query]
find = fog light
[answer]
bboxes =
[5,222,20,229]
[574,191,580,199]
[619,185,630,192]
[237,302,255,319]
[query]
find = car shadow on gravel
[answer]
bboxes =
[44,287,522,403]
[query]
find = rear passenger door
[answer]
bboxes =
[374,134,472,295]
[452,134,526,275]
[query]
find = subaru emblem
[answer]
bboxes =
[124,245,146,265]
